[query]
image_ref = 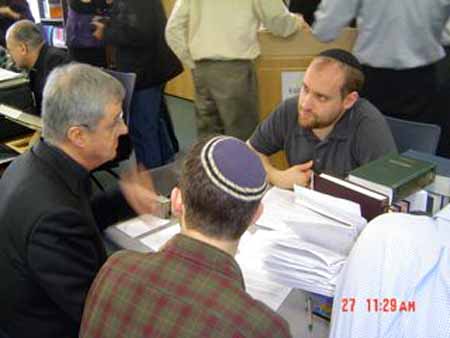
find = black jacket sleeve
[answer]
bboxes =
[27,208,106,330]
[91,187,135,231]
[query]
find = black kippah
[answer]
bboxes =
[318,49,363,72]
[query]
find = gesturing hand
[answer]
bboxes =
[120,165,160,216]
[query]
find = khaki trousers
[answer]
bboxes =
[192,60,259,140]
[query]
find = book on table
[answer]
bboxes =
[347,153,436,203]
[313,173,389,221]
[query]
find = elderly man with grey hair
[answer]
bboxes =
[0,63,159,338]
[6,19,71,115]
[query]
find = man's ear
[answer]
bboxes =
[170,187,184,218]
[19,42,28,55]
[250,203,264,225]
[66,126,87,148]
[343,91,359,111]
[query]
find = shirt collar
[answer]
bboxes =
[30,44,49,73]
[163,234,245,290]
[32,139,92,196]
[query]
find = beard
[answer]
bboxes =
[298,109,323,129]
[298,106,345,130]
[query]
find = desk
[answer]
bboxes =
[104,224,330,338]
[0,80,40,170]
[0,105,42,156]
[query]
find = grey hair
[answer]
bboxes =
[7,20,44,50]
[42,63,125,143]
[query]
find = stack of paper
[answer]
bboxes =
[239,229,345,297]
[241,187,367,297]
[0,68,22,82]
[236,230,293,311]
[0,68,28,89]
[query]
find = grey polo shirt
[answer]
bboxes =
[249,96,397,178]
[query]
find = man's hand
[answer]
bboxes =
[296,14,311,31]
[0,6,21,20]
[91,20,105,40]
[119,165,160,216]
[269,160,313,189]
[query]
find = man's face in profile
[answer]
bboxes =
[5,36,27,69]
[81,100,128,169]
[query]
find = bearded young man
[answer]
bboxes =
[248,49,396,189]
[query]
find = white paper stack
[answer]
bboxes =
[240,187,366,297]
[236,230,293,310]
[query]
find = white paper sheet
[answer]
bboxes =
[140,224,180,251]
[116,214,170,238]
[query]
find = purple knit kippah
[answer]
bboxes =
[201,136,268,202]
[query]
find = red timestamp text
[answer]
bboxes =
[340,297,416,313]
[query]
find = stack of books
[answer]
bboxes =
[313,173,389,221]
[347,152,436,204]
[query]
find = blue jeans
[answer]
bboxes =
[129,85,175,169]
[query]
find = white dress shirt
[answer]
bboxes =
[329,212,450,338]
[312,0,450,69]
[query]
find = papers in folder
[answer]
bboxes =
[0,104,42,131]
[0,68,28,89]
[0,68,23,82]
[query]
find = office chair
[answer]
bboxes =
[91,69,137,190]
[385,116,441,154]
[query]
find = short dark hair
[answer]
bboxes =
[179,137,261,241]
[315,56,365,97]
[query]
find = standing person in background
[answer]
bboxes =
[288,0,321,25]
[92,0,183,169]
[0,0,33,46]
[312,0,450,124]
[65,0,111,67]
[166,0,305,141]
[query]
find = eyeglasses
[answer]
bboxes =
[109,111,125,129]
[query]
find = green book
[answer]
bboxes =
[347,153,436,204]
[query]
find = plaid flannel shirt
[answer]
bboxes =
[80,234,292,338]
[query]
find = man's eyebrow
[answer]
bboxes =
[303,82,331,99]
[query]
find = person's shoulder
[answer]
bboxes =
[1,149,42,187]
[235,291,291,337]
[103,250,152,273]
[350,97,390,131]
[352,97,384,118]
[271,95,298,123]
[282,95,299,113]
[362,213,436,246]
[46,46,72,65]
